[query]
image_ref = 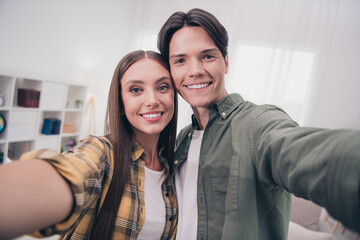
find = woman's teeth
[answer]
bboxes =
[142,113,161,118]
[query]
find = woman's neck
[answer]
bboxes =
[134,133,163,171]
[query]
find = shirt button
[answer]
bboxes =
[221,112,226,116]
[174,160,178,165]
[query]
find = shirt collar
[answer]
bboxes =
[130,140,170,175]
[214,93,244,119]
[131,141,145,161]
[191,93,244,128]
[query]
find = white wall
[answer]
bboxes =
[0,0,359,136]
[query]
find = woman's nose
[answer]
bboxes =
[145,91,160,107]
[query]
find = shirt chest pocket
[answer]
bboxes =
[204,154,239,213]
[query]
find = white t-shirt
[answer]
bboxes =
[175,130,204,240]
[137,166,166,239]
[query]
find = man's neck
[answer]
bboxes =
[192,106,209,130]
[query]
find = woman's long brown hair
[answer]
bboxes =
[90,50,177,239]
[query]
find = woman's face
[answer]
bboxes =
[121,58,174,140]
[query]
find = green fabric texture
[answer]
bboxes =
[173,93,360,240]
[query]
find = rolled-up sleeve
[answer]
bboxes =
[19,135,113,236]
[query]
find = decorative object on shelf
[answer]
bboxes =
[75,99,83,109]
[7,141,29,160]
[41,118,61,135]
[18,88,40,108]
[62,123,76,134]
[0,113,6,134]
[61,138,77,152]
[85,97,96,135]
[0,93,4,106]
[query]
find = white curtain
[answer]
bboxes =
[0,0,359,134]
[130,0,360,130]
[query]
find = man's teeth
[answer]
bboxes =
[142,113,161,118]
[187,83,210,89]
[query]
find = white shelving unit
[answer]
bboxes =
[0,74,86,164]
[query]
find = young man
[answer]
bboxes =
[158,8,360,240]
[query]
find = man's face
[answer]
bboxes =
[168,26,229,109]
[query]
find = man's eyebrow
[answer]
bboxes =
[201,48,220,54]
[169,48,220,59]
[169,53,186,60]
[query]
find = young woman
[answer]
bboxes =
[0,50,178,239]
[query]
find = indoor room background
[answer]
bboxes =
[0,0,359,139]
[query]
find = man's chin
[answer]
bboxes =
[189,101,211,110]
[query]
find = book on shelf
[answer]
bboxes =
[62,123,76,134]
[18,88,40,108]
[41,118,61,135]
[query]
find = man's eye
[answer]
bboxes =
[203,54,215,60]
[174,58,185,64]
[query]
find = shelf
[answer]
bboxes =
[61,132,80,138]
[13,78,42,108]
[66,85,86,110]
[0,74,86,159]
[61,135,78,152]
[0,143,6,164]
[8,140,35,160]
[0,110,9,140]
[65,108,84,112]
[0,75,15,108]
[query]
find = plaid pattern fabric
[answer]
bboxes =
[20,135,177,239]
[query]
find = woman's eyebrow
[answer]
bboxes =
[156,77,171,83]
[123,79,144,86]
[124,77,170,86]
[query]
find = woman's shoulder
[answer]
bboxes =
[77,135,112,150]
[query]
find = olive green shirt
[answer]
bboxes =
[173,93,360,240]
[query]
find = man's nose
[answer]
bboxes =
[187,59,205,77]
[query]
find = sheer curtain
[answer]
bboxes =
[0,0,358,134]
[131,0,360,130]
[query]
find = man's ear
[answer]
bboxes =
[225,55,229,74]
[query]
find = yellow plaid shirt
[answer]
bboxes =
[20,135,177,239]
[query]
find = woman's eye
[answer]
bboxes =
[159,85,170,92]
[130,87,142,93]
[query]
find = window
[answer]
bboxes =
[227,43,314,123]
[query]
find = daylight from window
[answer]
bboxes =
[227,43,315,123]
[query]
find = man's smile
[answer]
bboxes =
[185,82,213,90]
